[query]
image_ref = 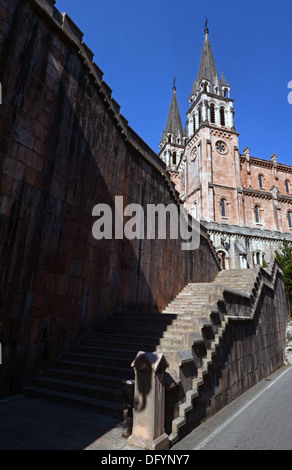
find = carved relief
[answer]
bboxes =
[215,140,228,155]
[191,146,197,161]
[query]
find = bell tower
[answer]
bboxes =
[184,21,242,225]
[159,78,187,171]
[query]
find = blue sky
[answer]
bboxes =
[55,0,292,165]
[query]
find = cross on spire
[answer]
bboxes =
[204,17,209,34]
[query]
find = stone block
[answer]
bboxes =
[13,125,35,150]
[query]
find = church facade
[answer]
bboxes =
[158,24,292,269]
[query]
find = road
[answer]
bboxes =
[172,365,292,450]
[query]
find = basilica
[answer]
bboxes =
[159,23,292,269]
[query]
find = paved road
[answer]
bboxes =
[173,365,292,450]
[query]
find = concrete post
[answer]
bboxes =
[127,351,169,450]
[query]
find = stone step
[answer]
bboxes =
[103,317,177,329]
[162,330,188,340]
[86,331,163,342]
[23,386,125,419]
[96,325,171,336]
[111,312,176,322]
[169,319,193,327]
[158,336,185,349]
[74,345,154,358]
[33,376,122,402]
[53,360,132,377]
[43,367,133,389]
[80,337,159,350]
[63,351,134,368]
[167,300,209,306]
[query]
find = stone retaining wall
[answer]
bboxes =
[0,0,219,395]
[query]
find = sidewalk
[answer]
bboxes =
[0,394,140,450]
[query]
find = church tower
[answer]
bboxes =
[159,79,187,171]
[158,21,292,271]
[182,22,243,227]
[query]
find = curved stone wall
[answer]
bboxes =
[0,0,219,394]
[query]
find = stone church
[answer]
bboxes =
[159,23,292,270]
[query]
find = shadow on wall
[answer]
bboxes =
[0,1,157,396]
[0,1,219,396]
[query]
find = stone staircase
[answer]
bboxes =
[156,266,270,444]
[156,267,259,357]
[23,311,176,419]
[23,266,264,432]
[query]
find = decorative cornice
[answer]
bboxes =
[240,155,292,174]
[201,220,292,243]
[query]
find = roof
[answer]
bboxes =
[162,85,185,142]
[197,30,221,89]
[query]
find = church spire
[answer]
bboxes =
[160,78,184,146]
[159,79,186,167]
[196,20,220,93]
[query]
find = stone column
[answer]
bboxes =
[127,351,169,450]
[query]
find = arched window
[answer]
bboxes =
[221,198,227,217]
[193,115,196,134]
[220,107,225,126]
[203,82,207,92]
[218,250,226,270]
[254,205,260,223]
[210,104,215,124]
[288,211,292,228]
[255,251,261,265]
[285,180,290,194]
[173,152,177,165]
[258,174,264,189]
[168,134,172,143]
[198,108,202,125]
[224,88,228,98]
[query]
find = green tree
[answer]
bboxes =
[276,240,292,317]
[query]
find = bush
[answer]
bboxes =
[276,241,292,318]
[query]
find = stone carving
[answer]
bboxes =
[190,146,197,161]
[215,140,228,155]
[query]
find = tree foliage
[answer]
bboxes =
[276,241,292,316]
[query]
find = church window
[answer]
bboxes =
[288,211,292,228]
[221,198,227,217]
[255,251,261,265]
[193,115,196,133]
[173,152,177,165]
[168,134,172,143]
[218,250,226,270]
[258,174,264,189]
[198,108,202,125]
[210,104,215,124]
[285,180,290,194]
[224,88,228,98]
[254,205,260,223]
[220,107,225,126]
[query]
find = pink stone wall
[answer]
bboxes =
[0,0,219,395]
